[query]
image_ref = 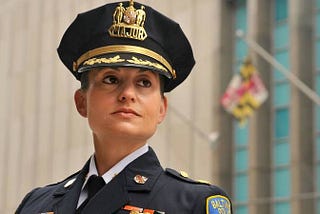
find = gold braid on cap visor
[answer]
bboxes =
[73,45,176,79]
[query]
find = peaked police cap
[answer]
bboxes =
[57,0,195,92]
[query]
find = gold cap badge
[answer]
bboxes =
[108,0,147,41]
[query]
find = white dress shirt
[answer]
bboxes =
[76,144,149,208]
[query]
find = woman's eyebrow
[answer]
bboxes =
[138,69,158,77]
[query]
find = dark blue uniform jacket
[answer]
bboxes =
[16,147,232,214]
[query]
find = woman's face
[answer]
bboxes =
[75,67,167,143]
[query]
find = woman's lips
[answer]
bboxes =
[112,108,141,117]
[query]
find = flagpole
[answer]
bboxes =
[168,104,219,146]
[236,30,320,106]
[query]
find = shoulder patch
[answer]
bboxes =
[206,195,231,214]
[165,168,210,185]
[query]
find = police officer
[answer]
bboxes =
[16,1,232,213]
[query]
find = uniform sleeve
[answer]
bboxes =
[192,185,233,214]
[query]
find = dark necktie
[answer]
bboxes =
[76,175,106,213]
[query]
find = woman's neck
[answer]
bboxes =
[92,134,146,176]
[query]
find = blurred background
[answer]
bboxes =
[0,0,319,213]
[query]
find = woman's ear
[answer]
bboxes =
[158,95,168,124]
[74,89,87,118]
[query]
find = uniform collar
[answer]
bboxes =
[81,147,163,213]
[52,146,162,214]
[77,144,149,207]
[88,144,149,185]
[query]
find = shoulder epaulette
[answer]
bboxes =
[46,170,80,188]
[165,168,211,185]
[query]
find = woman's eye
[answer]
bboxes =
[137,79,152,88]
[103,75,118,84]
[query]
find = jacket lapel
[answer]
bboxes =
[125,148,163,193]
[123,147,164,208]
[52,160,89,214]
[81,171,129,214]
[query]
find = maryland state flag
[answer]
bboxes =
[220,57,268,123]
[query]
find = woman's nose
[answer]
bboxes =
[118,82,136,102]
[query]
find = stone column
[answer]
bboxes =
[211,0,234,196]
[247,1,272,213]
[289,0,315,213]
